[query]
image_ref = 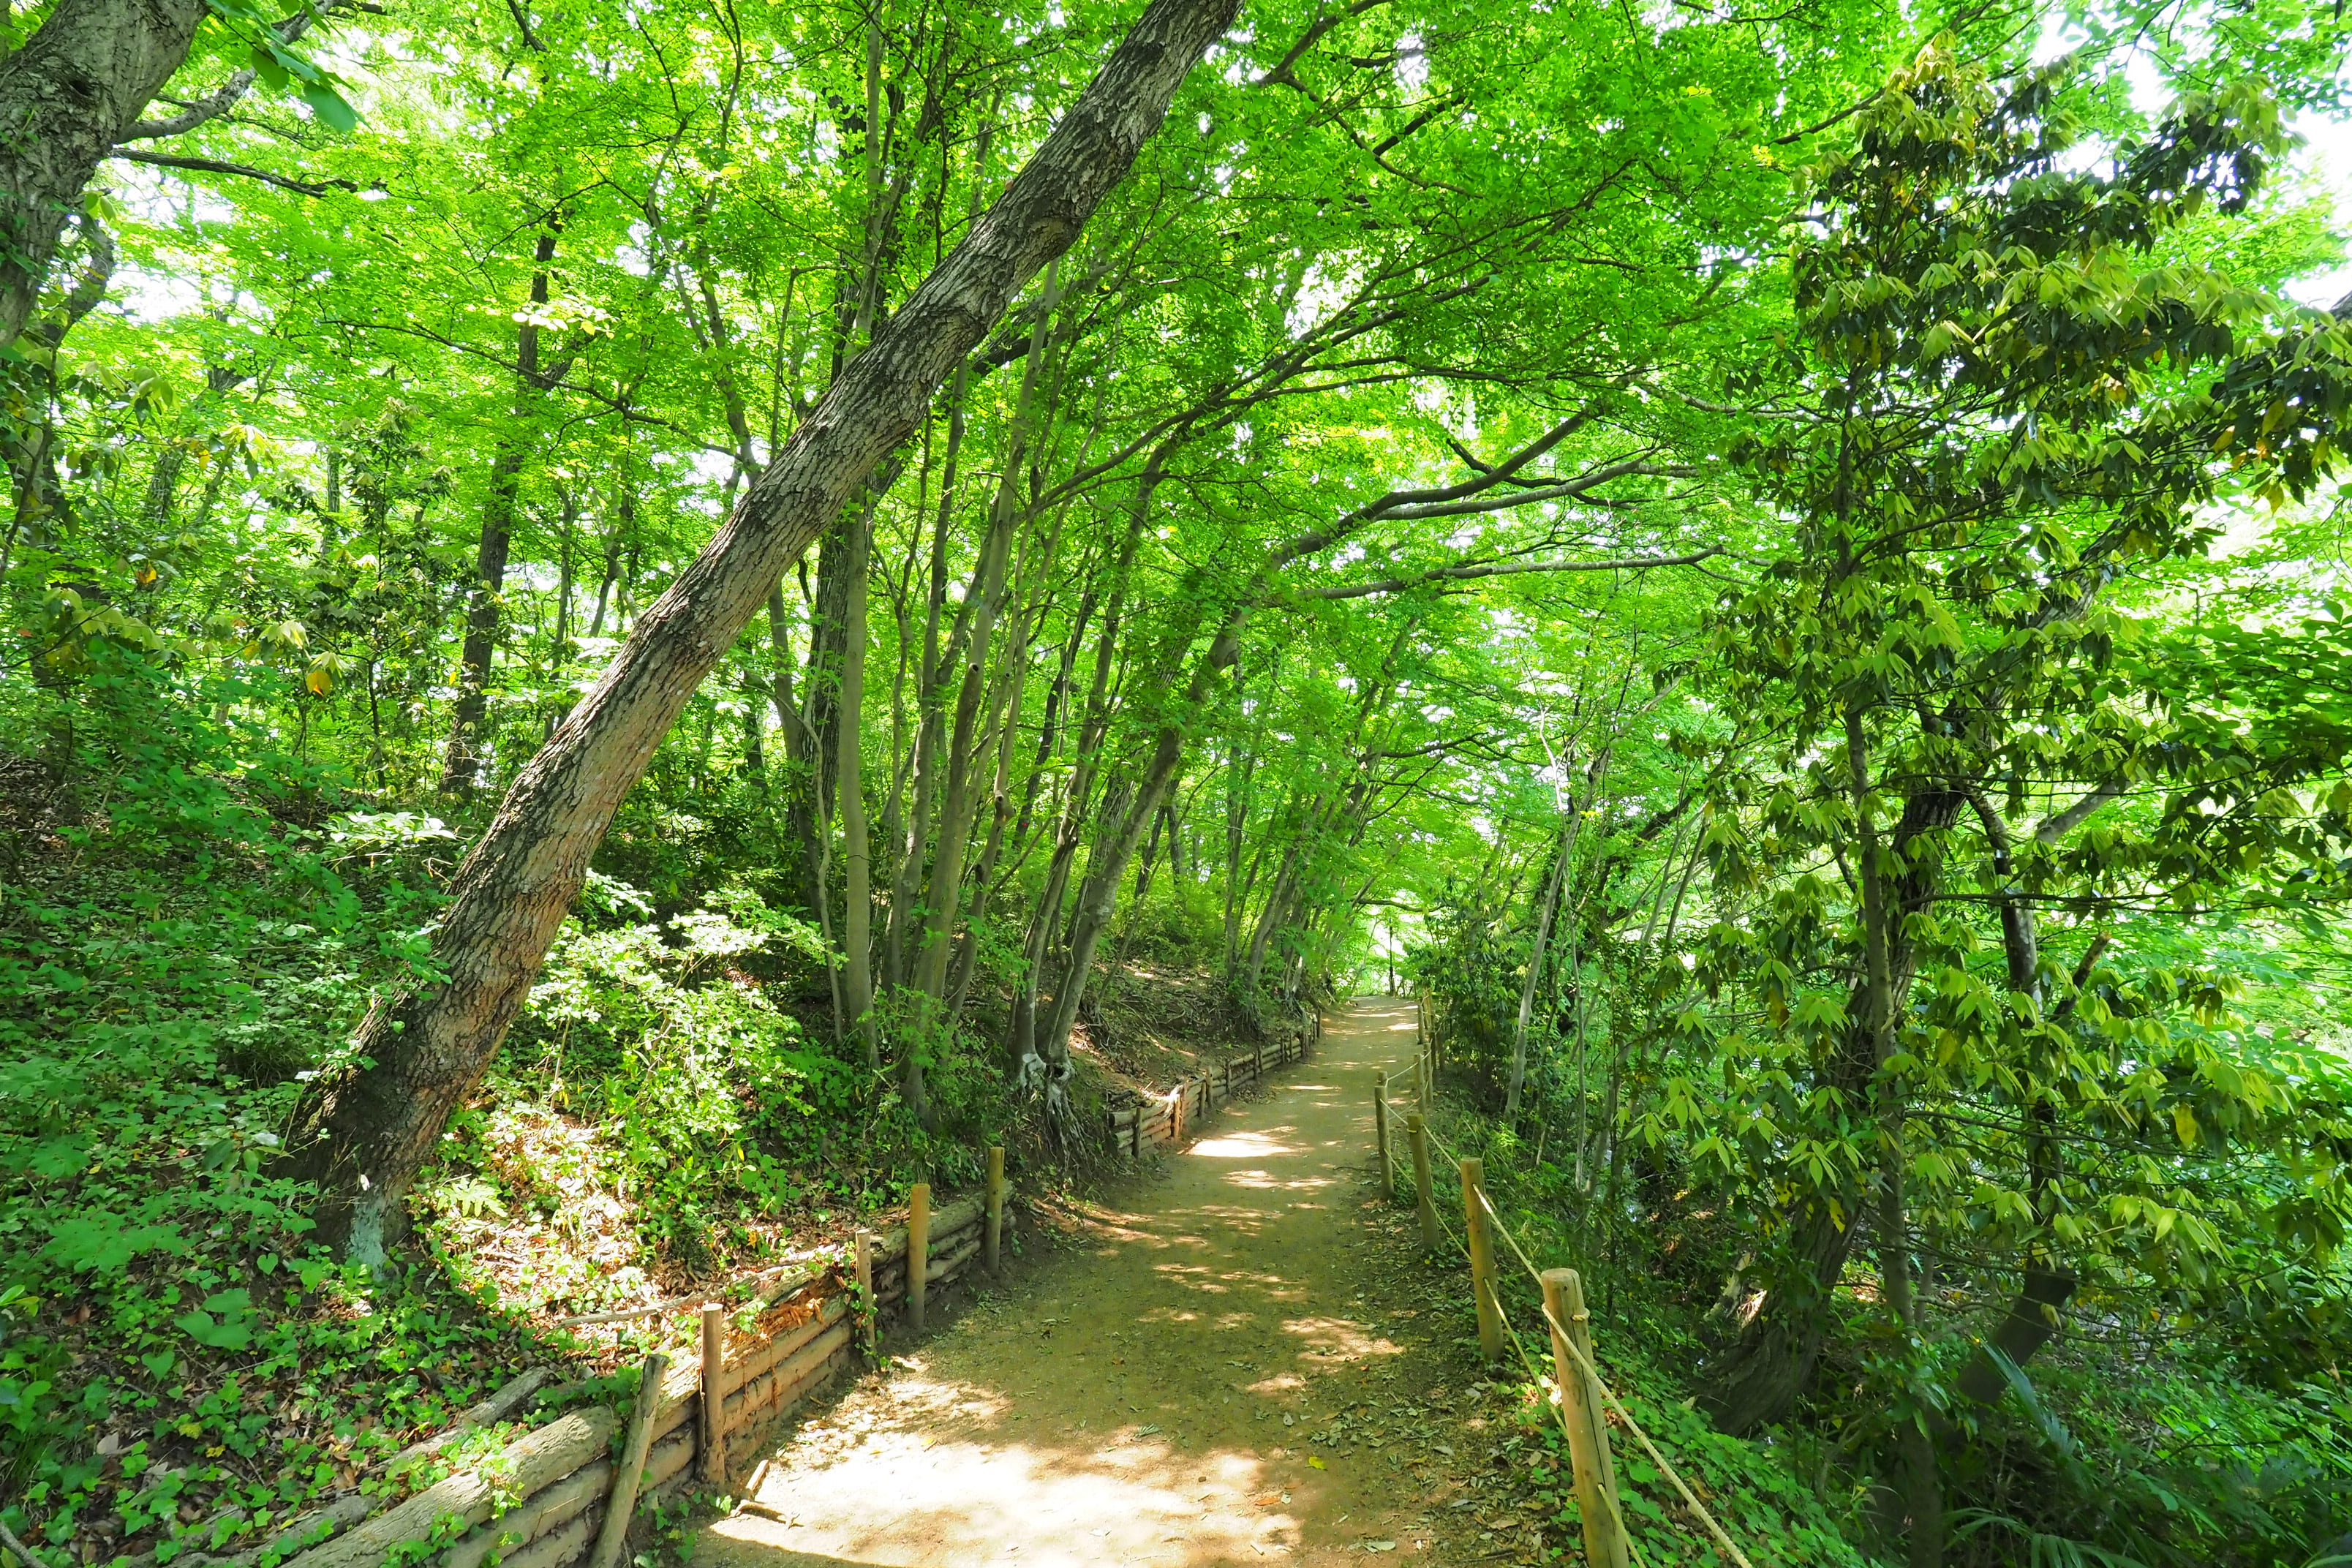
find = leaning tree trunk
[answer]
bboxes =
[0,0,208,350]
[291,0,1242,1262]
[1035,600,1248,1076]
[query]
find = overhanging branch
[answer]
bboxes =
[113,148,359,197]
[1300,549,1722,600]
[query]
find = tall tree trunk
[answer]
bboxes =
[292,0,1240,1263]
[441,224,559,798]
[0,0,207,350]
[796,520,853,910]
[838,496,879,1071]
[1698,783,1965,1433]
[913,263,1060,1001]
[589,484,632,638]
[946,524,1061,1014]
[1013,479,1150,1067]
[1847,709,1942,1568]
[1034,598,1246,1077]
[1506,804,1576,1119]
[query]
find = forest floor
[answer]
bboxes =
[700,998,1546,1568]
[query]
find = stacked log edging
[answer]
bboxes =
[1104,1013,1319,1158]
[278,1194,1004,1568]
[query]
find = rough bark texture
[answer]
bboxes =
[0,0,208,349]
[293,0,1241,1261]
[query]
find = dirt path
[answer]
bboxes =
[701,998,1461,1568]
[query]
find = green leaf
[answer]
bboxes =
[299,82,361,135]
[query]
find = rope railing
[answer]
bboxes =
[1487,1274,1658,1568]
[1376,1000,1759,1568]
[1476,1188,1759,1568]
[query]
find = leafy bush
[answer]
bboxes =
[497,887,848,1259]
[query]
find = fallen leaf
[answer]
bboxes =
[1308,1456,1325,1470]
[1366,1542,1398,1553]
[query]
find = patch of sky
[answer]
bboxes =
[1395,32,1429,94]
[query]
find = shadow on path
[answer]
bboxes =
[698,999,1447,1567]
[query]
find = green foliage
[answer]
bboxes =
[12,0,2352,1562]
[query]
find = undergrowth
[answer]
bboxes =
[0,655,1035,1567]
[1419,1093,2352,1567]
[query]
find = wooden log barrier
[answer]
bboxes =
[586,1350,666,1568]
[985,1145,1006,1280]
[1373,1071,1391,1195]
[721,1316,855,1439]
[720,1294,851,1431]
[282,1406,619,1568]
[1460,1157,1504,1365]
[1544,1269,1629,1568]
[491,1506,595,1568]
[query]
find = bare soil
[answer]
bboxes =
[701,998,1529,1568]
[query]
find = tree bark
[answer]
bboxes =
[1506,805,1577,1119]
[441,224,560,797]
[913,265,1058,1000]
[1698,783,1964,1433]
[1012,470,1150,1066]
[837,495,879,1071]
[1035,598,1246,1074]
[292,0,1241,1262]
[0,0,208,350]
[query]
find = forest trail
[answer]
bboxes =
[701,999,1446,1567]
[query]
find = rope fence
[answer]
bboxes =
[1370,1000,1759,1568]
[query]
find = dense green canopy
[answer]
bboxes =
[7,0,2352,1562]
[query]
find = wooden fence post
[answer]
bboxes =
[1543,1269,1629,1568]
[1373,1071,1391,1195]
[589,1351,667,1568]
[854,1228,875,1357]
[985,1147,1006,1281]
[698,1305,727,1485]
[908,1183,931,1333]
[1407,1113,1439,1251]
[1460,1158,1504,1364]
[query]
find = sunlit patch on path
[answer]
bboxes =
[698,1000,1444,1567]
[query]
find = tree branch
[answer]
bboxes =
[112,148,359,197]
[2034,783,2121,845]
[119,70,258,141]
[1298,549,1722,600]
